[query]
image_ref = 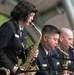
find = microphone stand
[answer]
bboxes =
[55,57,74,61]
[19,68,73,73]
[43,55,74,67]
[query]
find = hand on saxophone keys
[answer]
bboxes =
[33,49,39,58]
[58,70,72,75]
[13,66,18,74]
[67,71,72,75]
[28,45,39,58]
[18,73,25,75]
[13,66,25,75]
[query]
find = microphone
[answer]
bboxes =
[43,54,58,60]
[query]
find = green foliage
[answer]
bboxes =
[0,14,9,26]
[25,35,34,49]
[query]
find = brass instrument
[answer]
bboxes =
[0,67,10,75]
[20,22,42,75]
[70,45,74,50]
[69,45,74,75]
[57,46,69,75]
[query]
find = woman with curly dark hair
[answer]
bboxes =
[0,0,38,75]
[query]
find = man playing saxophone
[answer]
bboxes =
[56,27,74,75]
[34,25,62,75]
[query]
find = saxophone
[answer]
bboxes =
[0,67,10,75]
[20,22,42,75]
[69,45,74,75]
[70,45,74,50]
[57,46,69,75]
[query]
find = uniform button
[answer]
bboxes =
[15,64,18,66]
[17,56,19,59]
[20,50,22,52]
[21,43,25,47]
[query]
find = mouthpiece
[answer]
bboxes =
[70,45,74,49]
[30,22,42,38]
[43,54,58,60]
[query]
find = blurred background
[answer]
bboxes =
[0,0,74,48]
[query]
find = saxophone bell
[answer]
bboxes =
[0,67,10,75]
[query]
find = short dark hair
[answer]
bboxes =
[10,0,38,22]
[42,25,60,36]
